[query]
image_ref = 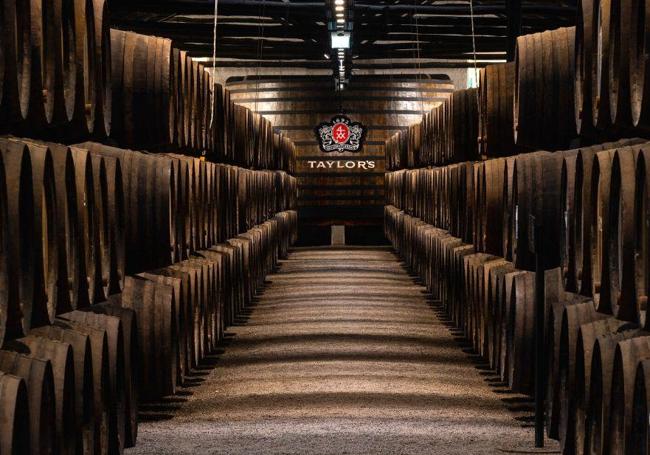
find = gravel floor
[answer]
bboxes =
[127,247,557,455]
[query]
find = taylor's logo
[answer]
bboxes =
[315,115,366,153]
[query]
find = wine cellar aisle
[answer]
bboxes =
[127,248,542,455]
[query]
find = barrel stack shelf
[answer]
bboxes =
[385,13,650,455]
[0,5,298,454]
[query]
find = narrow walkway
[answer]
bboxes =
[128,247,541,455]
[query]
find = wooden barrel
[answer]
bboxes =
[607,0,634,127]
[514,27,576,150]
[555,301,609,453]
[0,0,32,124]
[572,318,638,455]
[543,271,591,439]
[54,317,109,455]
[137,272,184,381]
[588,0,615,130]
[142,267,191,381]
[51,0,77,127]
[0,148,9,346]
[99,155,125,294]
[0,371,30,454]
[169,263,200,368]
[80,142,174,273]
[8,336,76,455]
[91,0,111,138]
[88,302,138,448]
[0,139,49,338]
[451,88,479,163]
[122,275,177,401]
[607,335,650,454]
[23,0,57,130]
[0,349,56,455]
[36,142,83,312]
[510,151,552,271]
[586,329,643,454]
[576,145,600,298]
[630,358,650,454]
[69,145,104,305]
[561,150,581,292]
[30,323,95,455]
[601,147,641,323]
[637,148,650,330]
[505,270,536,394]
[11,139,67,319]
[62,310,126,454]
[479,62,519,157]
[111,31,171,149]
[575,0,594,135]
[89,153,111,300]
[70,0,96,137]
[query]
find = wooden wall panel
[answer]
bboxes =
[226,75,454,230]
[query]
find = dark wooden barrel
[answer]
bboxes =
[54,317,109,455]
[575,0,594,135]
[588,0,615,130]
[122,275,177,401]
[0,371,30,454]
[636,148,650,330]
[556,301,608,453]
[51,0,77,127]
[110,30,174,150]
[505,270,535,394]
[62,310,126,454]
[572,318,638,455]
[91,0,111,138]
[0,349,56,455]
[0,0,32,124]
[607,335,650,454]
[586,329,643,454]
[479,62,519,157]
[0,139,49,338]
[8,336,76,455]
[630,358,650,454]
[70,0,96,137]
[514,27,576,150]
[607,0,634,128]
[602,147,641,323]
[30,323,95,455]
[24,0,57,130]
[69,145,104,305]
[88,301,138,448]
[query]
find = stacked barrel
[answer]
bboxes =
[108,29,296,172]
[0,11,299,455]
[385,137,650,454]
[386,13,650,455]
[0,0,111,141]
[0,136,298,453]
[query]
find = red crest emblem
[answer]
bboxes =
[315,115,366,153]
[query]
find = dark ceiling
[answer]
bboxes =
[110,0,577,72]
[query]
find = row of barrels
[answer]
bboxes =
[385,137,650,453]
[125,210,298,404]
[385,88,477,170]
[0,12,297,173]
[109,29,296,172]
[0,303,138,455]
[388,26,579,171]
[576,0,650,137]
[0,0,111,139]
[0,137,298,347]
[0,210,298,454]
[384,206,650,455]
